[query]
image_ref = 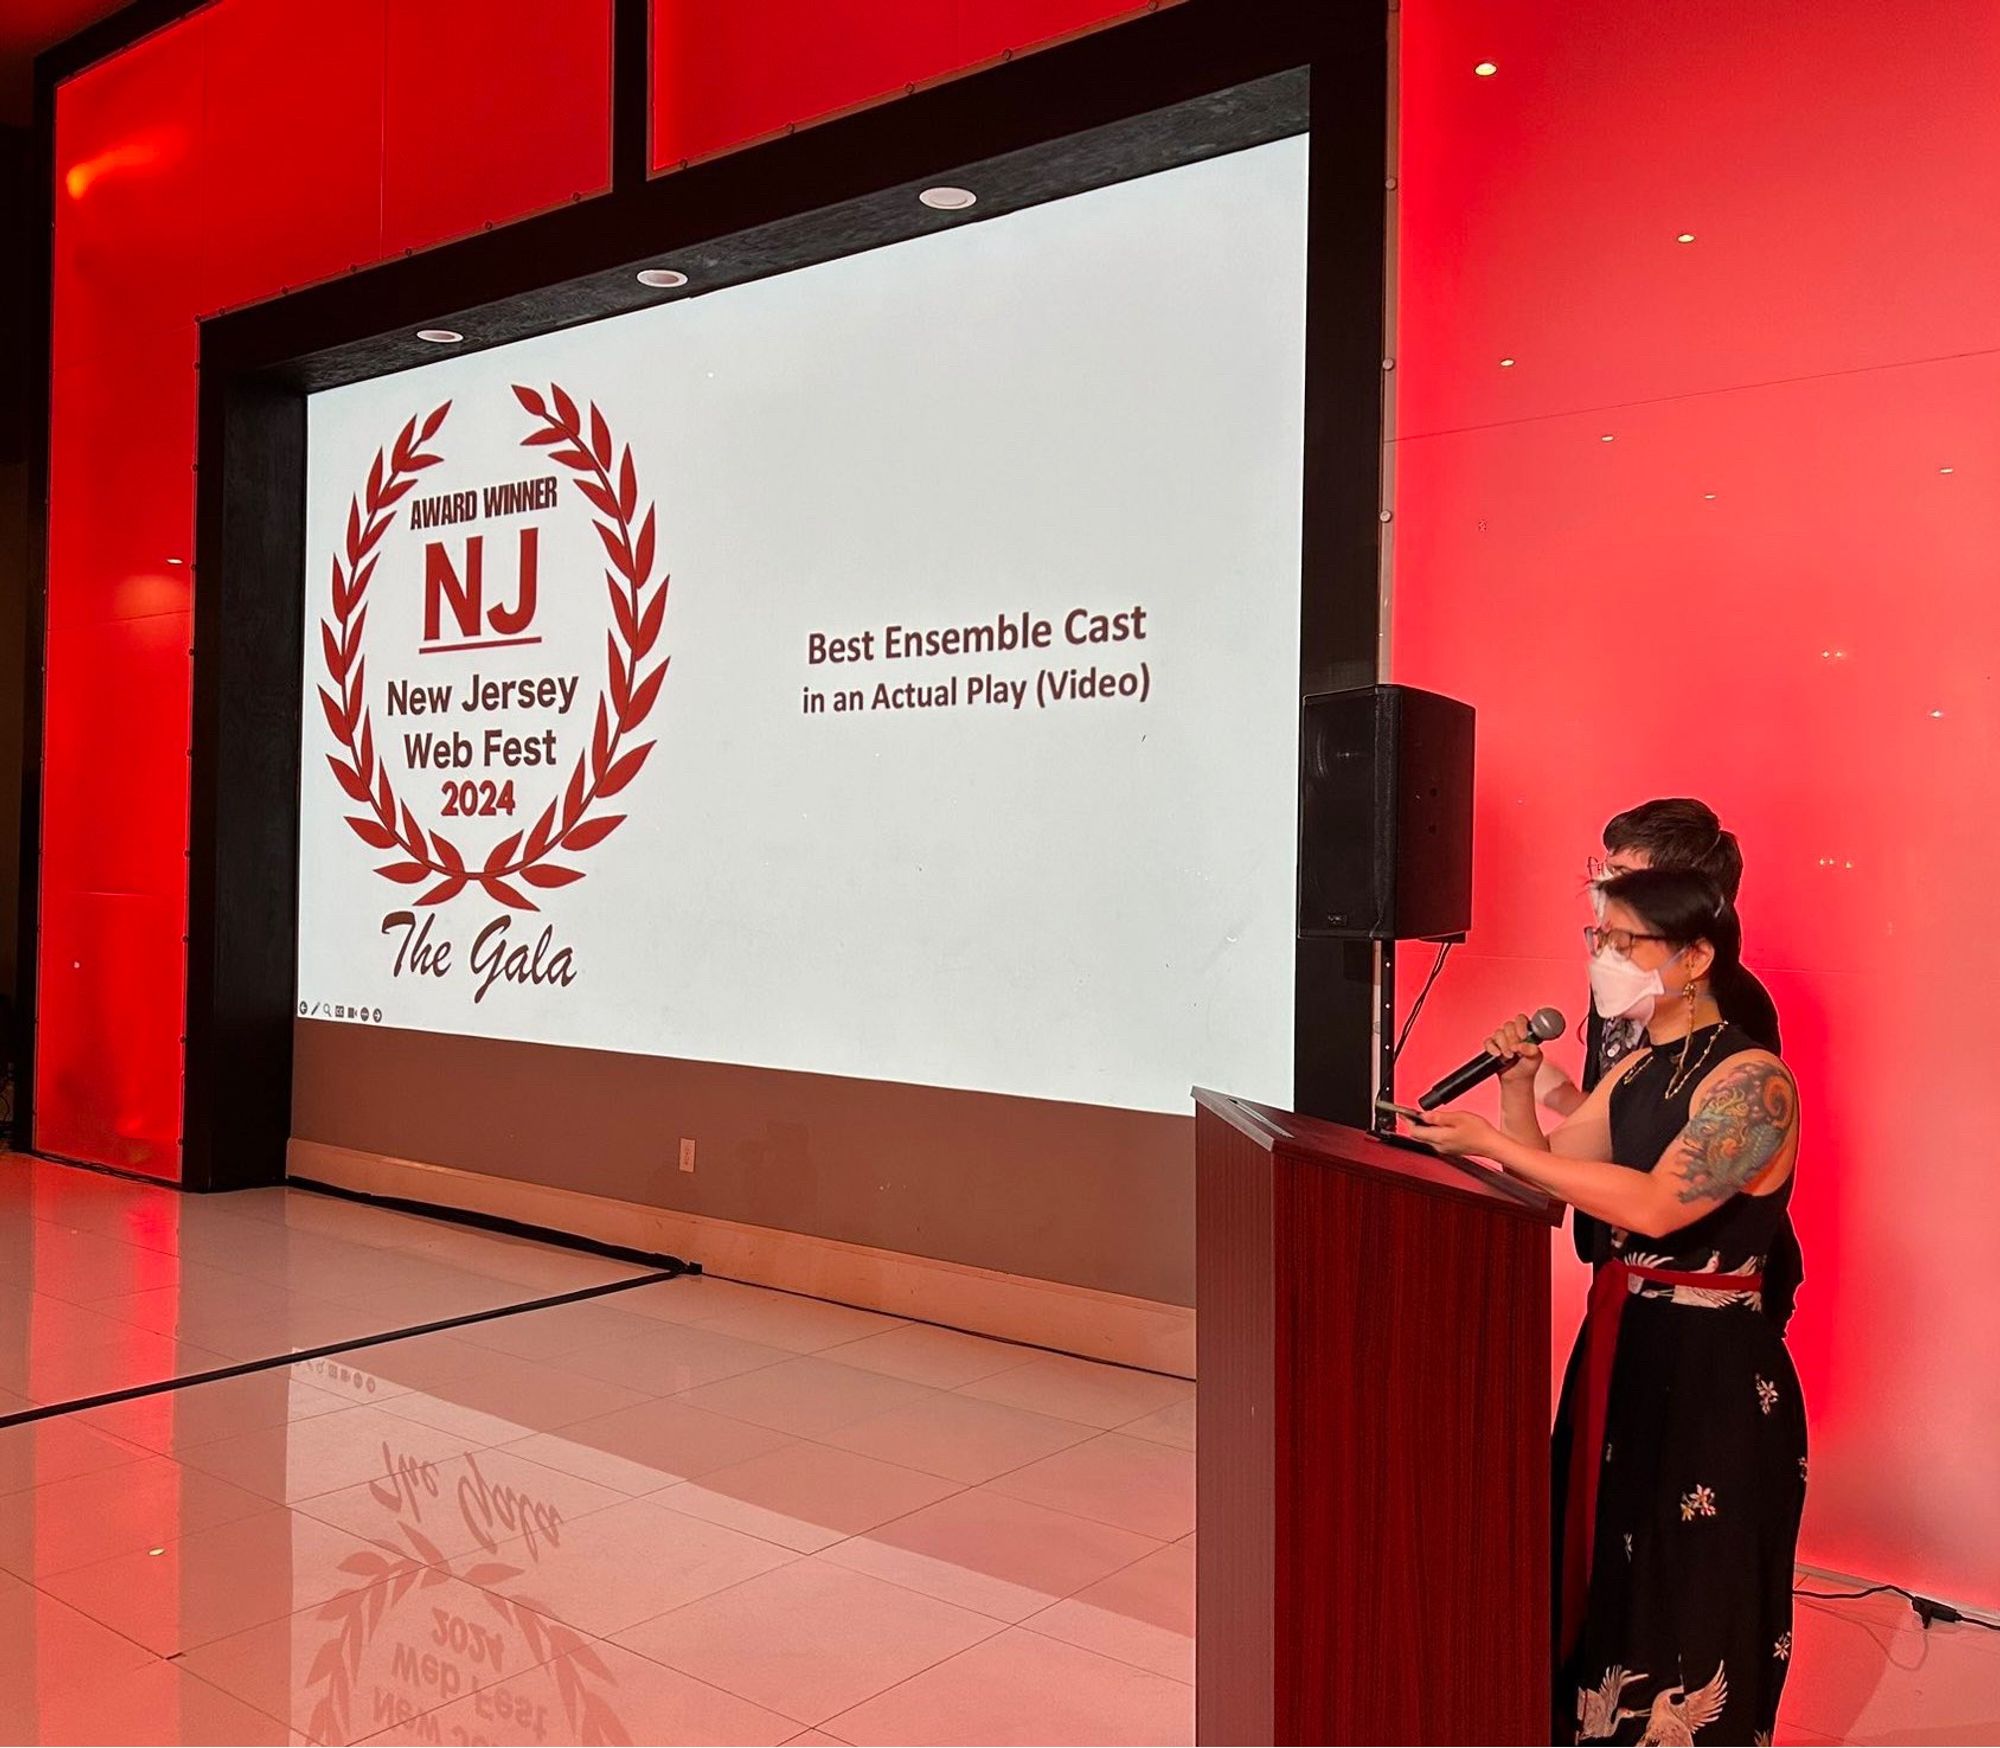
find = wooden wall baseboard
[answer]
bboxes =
[287,1139,1196,1378]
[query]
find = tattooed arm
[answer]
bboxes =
[1408,1050,1798,1237]
[1661,1055,1798,1208]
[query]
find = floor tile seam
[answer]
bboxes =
[1009,1609,1196,1687]
[786,1478,1173,1584]
[30,1520,450,1663]
[807,1607,1019,1733]
[980,1459,1191,1543]
[367,1619,816,1746]
[940,1378,1194,1432]
[0,1268,685,1433]
[627,1465,970,1559]
[609,1567,1014,1733]
[303,1476,664,1578]
[686,1274,1191,1385]
[803,1409,1114,1490]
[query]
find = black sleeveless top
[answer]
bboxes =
[1602,1020,1794,1284]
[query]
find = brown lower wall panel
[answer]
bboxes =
[292,1022,1197,1305]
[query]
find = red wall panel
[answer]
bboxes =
[1392,0,2000,1609]
[40,0,616,1179]
[382,0,613,257]
[649,0,1159,170]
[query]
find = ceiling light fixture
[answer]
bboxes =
[166,556,184,565]
[1939,465,1955,474]
[416,328,463,344]
[1474,61,1498,76]
[1676,232,1696,244]
[636,268,687,289]
[1499,356,1516,367]
[918,186,977,211]
[1600,433,1615,443]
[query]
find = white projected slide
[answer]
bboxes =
[298,134,1307,1114]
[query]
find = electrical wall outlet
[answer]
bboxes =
[679,1137,696,1173]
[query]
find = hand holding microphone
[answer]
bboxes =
[1415,1006,1565,1110]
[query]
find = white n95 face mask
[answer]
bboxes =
[1589,947,1677,1023]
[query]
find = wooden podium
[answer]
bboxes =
[1193,1088,1561,1746]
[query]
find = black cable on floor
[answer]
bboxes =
[1794,1580,2000,1633]
[0,1263,688,1433]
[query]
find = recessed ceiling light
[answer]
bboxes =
[1702,492,1717,500]
[1600,433,1615,442]
[1939,465,1955,474]
[919,186,977,211]
[1474,60,1498,76]
[1499,356,1516,368]
[636,268,687,289]
[1676,232,1697,244]
[1930,709,1946,718]
[417,328,463,344]
[166,556,184,565]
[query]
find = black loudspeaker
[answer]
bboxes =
[1298,684,1474,940]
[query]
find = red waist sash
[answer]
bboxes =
[1559,1257,1765,1661]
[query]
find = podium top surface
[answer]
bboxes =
[1192,1087,1563,1226]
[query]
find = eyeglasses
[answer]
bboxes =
[1586,855,1642,883]
[1583,924,1670,955]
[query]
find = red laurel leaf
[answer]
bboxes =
[577,478,620,520]
[608,576,638,645]
[366,452,383,504]
[525,801,559,861]
[434,835,466,875]
[617,449,637,521]
[376,862,428,884]
[550,445,593,471]
[594,519,632,575]
[512,384,547,419]
[589,403,612,471]
[483,831,524,874]
[521,864,585,889]
[561,815,624,852]
[523,427,569,448]
[321,621,344,679]
[406,453,443,471]
[607,633,631,717]
[328,757,370,804]
[319,688,350,741]
[552,383,582,433]
[563,761,587,826]
[633,507,656,582]
[481,875,537,911]
[418,876,466,906]
[596,743,651,798]
[635,580,667,655]
[591,700,610,772]
[345,816,399,850]
[626,661,667,726]
[419,400,451,443]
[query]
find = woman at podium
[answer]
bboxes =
[1409,867,1805,1746]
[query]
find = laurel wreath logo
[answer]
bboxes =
[319,384,670,910]
[305,1524,623,1744]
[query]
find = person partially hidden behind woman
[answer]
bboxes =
[1409,867,1806,1747]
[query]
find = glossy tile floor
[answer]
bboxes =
[1,1154,1994,1746]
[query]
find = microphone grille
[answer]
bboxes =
[1529,1006,1566,1042]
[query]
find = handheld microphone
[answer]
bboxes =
[1416,1006,1565,1110]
